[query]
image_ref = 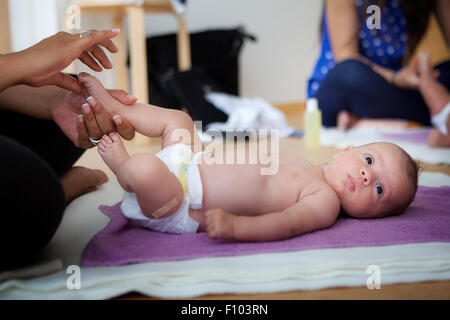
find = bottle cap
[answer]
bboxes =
[306,98,318,113]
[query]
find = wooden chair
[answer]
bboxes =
[64,0,192,145]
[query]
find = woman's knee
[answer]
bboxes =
[326,59,373,89]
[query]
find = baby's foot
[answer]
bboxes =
[427,128,450,148]
[78,72,123,115]
[417,51,432,77]
[98,132,130,173]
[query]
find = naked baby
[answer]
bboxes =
[78,73,419,242]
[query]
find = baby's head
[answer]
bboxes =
[322,142,419,219]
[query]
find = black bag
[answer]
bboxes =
[145,27,256,125]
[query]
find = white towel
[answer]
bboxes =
[204,92,295,138]
[320,127,450,165]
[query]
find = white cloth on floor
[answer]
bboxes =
[320,127,450,165]
[204,92,295,138]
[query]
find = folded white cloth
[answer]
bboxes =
[204,92,295,138]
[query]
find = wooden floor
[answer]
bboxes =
[75,102,450,299]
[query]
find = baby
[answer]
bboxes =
[78,73,419,242]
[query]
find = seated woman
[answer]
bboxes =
[308,0,450,146]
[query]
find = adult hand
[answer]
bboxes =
[51,89,137,148]
[393,54,439,89]
[392,63,420,89]
[14,30,120,94]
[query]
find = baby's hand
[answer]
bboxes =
[205,209,235,239]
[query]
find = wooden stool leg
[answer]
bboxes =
[114,9,129,92]
[127,5,150,146]
[176,16,191,71]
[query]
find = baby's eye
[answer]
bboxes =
[376,183,384,197]
[365,154,374,165]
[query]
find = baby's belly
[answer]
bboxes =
[196,163,298,216]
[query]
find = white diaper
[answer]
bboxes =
[120,143,205,234]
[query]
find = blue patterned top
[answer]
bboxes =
[307,0,407,98]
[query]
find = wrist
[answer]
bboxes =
[0,53,25,90]
[390,72,397,86]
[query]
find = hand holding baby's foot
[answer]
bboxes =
[97,132,130,173]
[205,209,236,239]
[78,72,129,116]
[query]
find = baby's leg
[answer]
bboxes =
[98,134,184,218]
[116,154,184,218]
[78,72,202,151]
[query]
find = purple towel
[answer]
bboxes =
[380,129,430,144]
[81,186,450,267]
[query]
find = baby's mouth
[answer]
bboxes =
[347,173,356,192]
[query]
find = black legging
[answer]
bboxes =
[0,110,84,270]
[315,59,450,127]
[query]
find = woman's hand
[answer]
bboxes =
[392,54,440,89]
[51,89,136,148]
[392,63,420,89]
[11,30,120,94]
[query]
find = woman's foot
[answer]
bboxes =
[97,132,130,173]
[61,166,108,204]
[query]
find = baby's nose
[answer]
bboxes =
[360,169,372,185]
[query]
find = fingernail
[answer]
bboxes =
[113,115,122,125]
[86,96,96,107]
[112,28,120,34]
[126,94,136,100]
[82,103,90,114]
[78,114,84,123]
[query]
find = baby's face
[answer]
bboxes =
[322,142,410,218]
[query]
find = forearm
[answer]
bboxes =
[0,53,24,92]
[232,211,299,242]
[113,102,203,151]
[370,63,396,83]
[0,84,65,119]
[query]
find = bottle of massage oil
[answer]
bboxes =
[304,98,322,150]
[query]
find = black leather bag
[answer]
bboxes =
[144,27,256,126]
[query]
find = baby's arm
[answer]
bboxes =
[205,187,340,242]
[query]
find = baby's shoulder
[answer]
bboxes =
[300,182,340,212]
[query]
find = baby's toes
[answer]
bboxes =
[109,132,119,143]
[101,134,113,145]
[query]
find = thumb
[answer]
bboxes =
[54,72,82,94]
